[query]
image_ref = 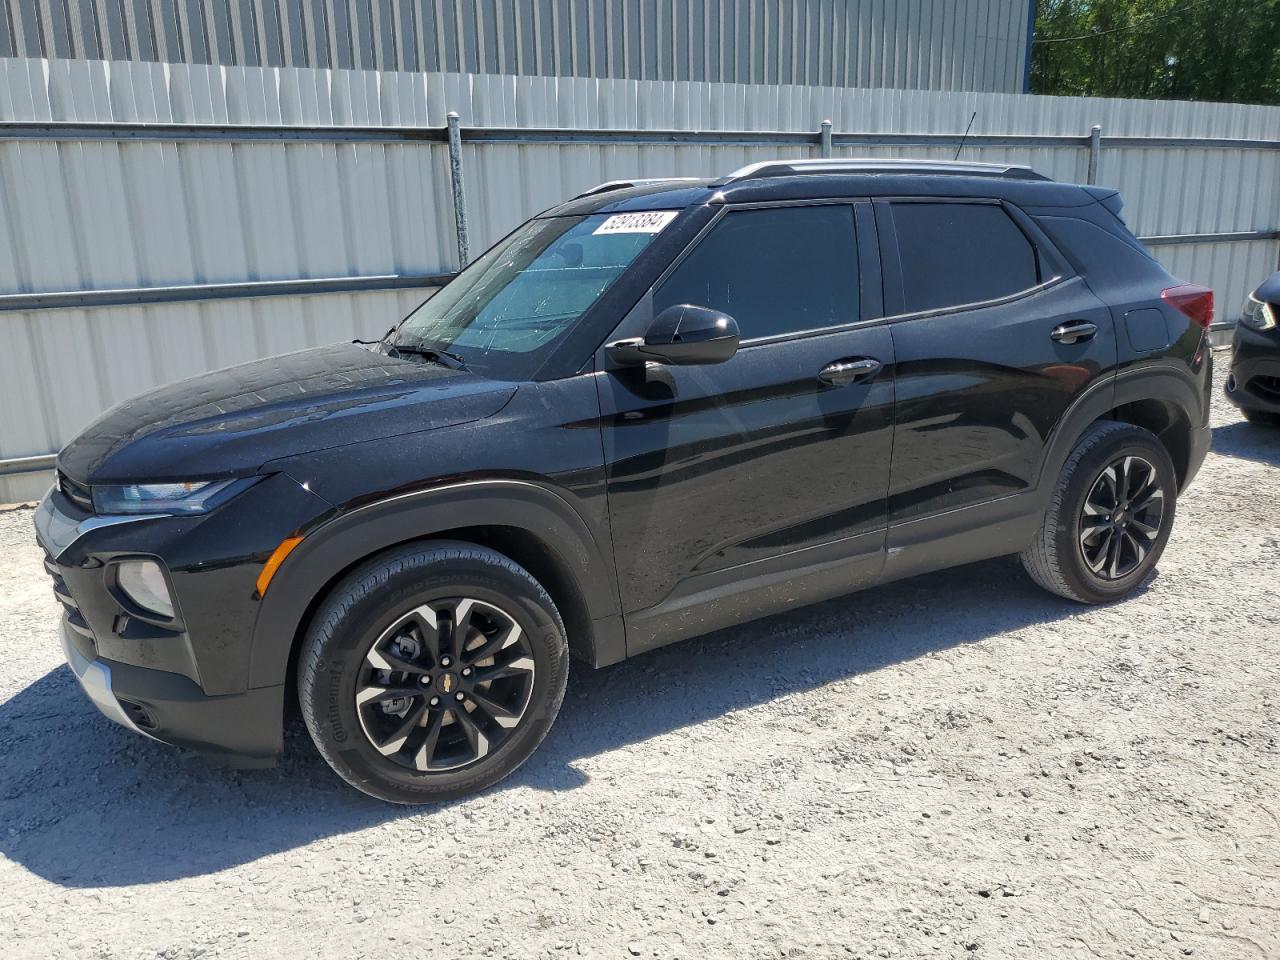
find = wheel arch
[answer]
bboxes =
[1038,365,1202,501]
[1105,396,1193,489]
[248,480,625,693]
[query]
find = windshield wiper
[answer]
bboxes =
[351,325,398,347]
[388,342,469,370]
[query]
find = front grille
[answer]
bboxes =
[57,471,94,512]
[44,550,96,659]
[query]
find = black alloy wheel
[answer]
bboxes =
[298,541,569,804]
[1021,420,1177,604]
[356,597,536,772]
[1077,455,1166,581]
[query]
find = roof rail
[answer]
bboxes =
[717,158,1050,184]
[574,177,702,199]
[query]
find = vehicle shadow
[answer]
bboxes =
[0,555,1104,888]
[1210,420,1280,468]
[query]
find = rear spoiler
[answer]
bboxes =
[1082,185,1124,218]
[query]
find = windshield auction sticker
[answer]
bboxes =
[593,211,679,235]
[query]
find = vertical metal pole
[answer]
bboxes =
[1087,124,1102,185]
[819,119,833,159]
[446,111,471,267]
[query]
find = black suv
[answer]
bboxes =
[36,159,1214,803]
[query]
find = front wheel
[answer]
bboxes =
[1021,421,1177,604]
[298,541,569,804]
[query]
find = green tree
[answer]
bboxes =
[1031,0,1280,105]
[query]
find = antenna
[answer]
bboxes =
[954,111,978,161]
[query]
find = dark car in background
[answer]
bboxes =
[36,159,1213,803]
[1226,271,1280,426]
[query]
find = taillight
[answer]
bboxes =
[1161,283,1214,329]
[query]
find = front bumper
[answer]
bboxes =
[1225,322,1280,414]
[60,615,155,738]
[59,617,283,762]
[35,473,331,763]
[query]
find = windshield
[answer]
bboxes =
[393,211,677,380]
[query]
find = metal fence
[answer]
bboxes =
[0,55,1278,501]
[1,0,1032,92]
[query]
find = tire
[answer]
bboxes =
[1021,420,1177,605]
[1242,408,1280,428]
[298,540,569,804]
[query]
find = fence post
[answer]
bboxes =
[819,119,833,158]
[446,111,471,267]
[1087,124,1102,185]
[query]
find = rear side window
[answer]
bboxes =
[654,204,859,340]
[891,202,1040,314]
[1036,216,1165,289]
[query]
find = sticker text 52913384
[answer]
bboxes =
[592,211,680,235]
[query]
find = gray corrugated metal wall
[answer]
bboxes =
[1,56,1278,502]
[0,0,1032,92]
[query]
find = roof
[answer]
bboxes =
[715,158,1049,183]
[544,159,1092,218]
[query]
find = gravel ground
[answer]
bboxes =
[1,358,1277,960]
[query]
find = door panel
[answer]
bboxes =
[887,278,1115,522]
[595,200,894,653]
[598,325,895,632]
[877,198,1116,524]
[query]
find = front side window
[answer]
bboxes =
[891,202,1040,314]
[653,204,860,341]
[395,211,675,380]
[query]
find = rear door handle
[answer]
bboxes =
[818,357,882,387]
[1050,320,1098,344]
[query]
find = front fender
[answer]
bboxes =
[246,478,623,688]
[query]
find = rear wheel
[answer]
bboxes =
[298,541,569,804]
[1021,421,1177,604]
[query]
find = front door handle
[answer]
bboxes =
[1050,320,1098,344]
[818,357,882,387]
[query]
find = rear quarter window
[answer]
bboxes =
[1034,215,1168,290]
[892,202,1040,314]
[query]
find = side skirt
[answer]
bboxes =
[624,529,885,657]
[881,491,1043,585]
[622,492,1045,659]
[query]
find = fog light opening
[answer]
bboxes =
[115,559,176,620]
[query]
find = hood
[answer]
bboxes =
[58,343,517,483]
[1255,270,1280,305]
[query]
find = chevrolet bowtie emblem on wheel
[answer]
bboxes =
[440,673,455,693]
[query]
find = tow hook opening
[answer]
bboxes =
[118,699,158,730]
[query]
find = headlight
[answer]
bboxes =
[92,478,254,515]
[114,558,175,619]
[1241,294,1277,331]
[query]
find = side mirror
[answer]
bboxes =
[608,305,740,367]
